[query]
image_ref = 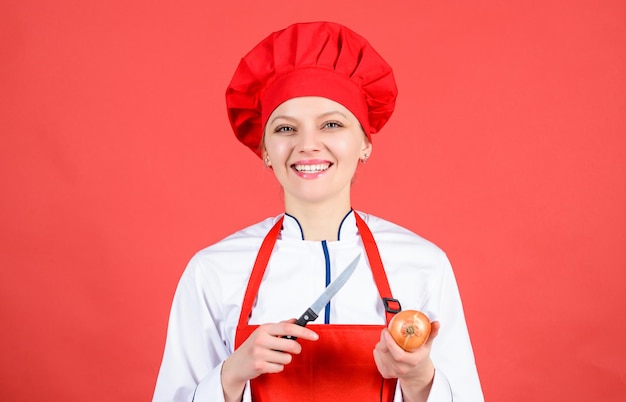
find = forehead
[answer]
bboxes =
[268,96,358,121]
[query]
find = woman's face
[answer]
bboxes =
[263,96,371,207]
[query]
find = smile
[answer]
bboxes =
[292,163,332,173]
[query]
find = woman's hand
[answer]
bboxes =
[221,319,319,402]
[373,321,441,402]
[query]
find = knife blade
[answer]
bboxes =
[284,254,361,339]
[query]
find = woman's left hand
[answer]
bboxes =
[373,321,441,402]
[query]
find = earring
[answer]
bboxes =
[264,156,271,168]
[361,153,369,164]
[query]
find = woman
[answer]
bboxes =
[153,22,483,401]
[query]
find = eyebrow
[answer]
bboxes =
[268,110,349,126]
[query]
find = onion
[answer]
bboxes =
[388,310,431,352]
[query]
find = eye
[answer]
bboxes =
[274,125,295,134]
[323,121,343,129]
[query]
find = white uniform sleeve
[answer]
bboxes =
[391,254,483,402]
[426,256,484,401]
[152,257,250,402]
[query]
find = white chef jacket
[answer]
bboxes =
[153,211,484,401]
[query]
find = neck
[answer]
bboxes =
[285,199,352,241]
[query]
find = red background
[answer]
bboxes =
[1,1,625,400]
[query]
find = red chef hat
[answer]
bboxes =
[225,21,398,158]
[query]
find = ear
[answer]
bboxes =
[262,148,272,168]
[361,137,373,160]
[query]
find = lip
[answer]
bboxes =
[291,159,333,179]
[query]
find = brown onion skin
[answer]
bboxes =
[388,310,432,352]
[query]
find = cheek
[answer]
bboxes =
[265,139,291,162]
[334,139,363,162]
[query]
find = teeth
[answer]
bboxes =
[294,163,330,173]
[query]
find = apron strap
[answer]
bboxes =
[236,216,284,330]
[353,212,399,324]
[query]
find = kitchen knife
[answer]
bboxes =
[284,254,360,339]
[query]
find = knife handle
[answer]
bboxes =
[283,308,318,340]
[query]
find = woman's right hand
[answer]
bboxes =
[220,319,319,402]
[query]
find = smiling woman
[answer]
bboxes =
[263,97,371,228]
[153,21,483,402]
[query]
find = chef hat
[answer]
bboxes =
[225,21,398,158]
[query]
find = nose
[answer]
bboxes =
[296,125,322,153]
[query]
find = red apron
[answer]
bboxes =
[235,213,401,401]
